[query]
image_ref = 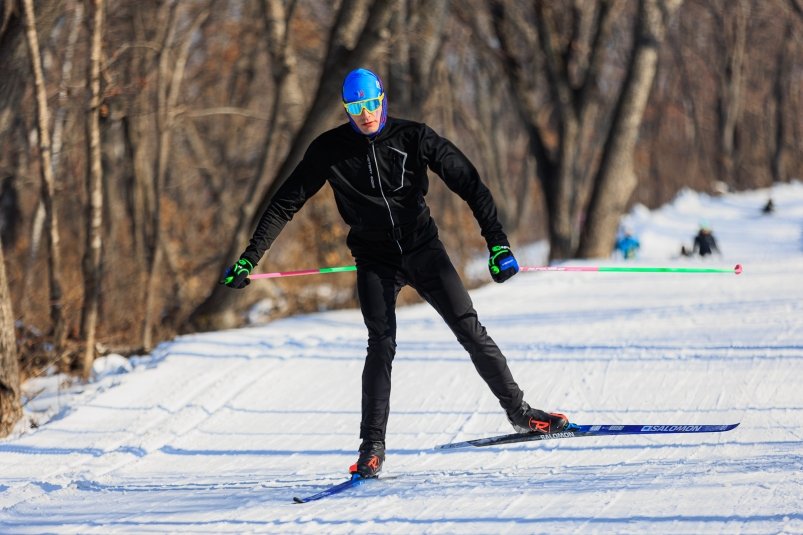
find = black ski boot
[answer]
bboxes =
[506,401,569,434]
[348,440,385,478]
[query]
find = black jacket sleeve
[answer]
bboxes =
[418,124,509,249]
[241,144,327,266]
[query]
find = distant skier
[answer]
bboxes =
[220,68,568,478]
[682,222,721,257]
[614,227,640,260]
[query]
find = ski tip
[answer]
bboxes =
[716,422,740,431]
[292,496,306,504]
[734,264,743,275]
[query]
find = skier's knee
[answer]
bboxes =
[367,335,396,359]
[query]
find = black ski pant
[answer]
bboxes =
[354,237,524,443]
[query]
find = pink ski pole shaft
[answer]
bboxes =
[520,264,743,275]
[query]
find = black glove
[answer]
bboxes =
[488,245,519,283]
[219,258,254,289]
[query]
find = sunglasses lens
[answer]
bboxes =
[363,98,381,112]
[345,102,363,115]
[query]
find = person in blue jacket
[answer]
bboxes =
[615,228,640,260]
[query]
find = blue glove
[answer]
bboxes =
[219,258,254,289]
[488,245,519,283]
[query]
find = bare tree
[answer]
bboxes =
[771,17,795,184]
[23,1,83,308]
[709,0,749,185]
[492,0,682,260]
[577,0,682,257]
[21,0,67,348]
[1,0,65,137]
[117,1,172,281]
[491,0,620,260]
[2,1,65,331]
[79,0,105,378]
[186,0,305,331]
[142,3,209,350]
[447,4,543,241]
[0,234,21,438]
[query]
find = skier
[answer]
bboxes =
[691,222,720,257]
[220,68,568,478]
[614,227,640,260]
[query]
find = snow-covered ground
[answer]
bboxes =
[2,183,802,534]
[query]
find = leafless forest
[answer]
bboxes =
[0,0,801,435]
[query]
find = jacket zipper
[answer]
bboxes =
[370,142,403,254]
[365,153,375,189]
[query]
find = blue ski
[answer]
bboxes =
[435,422,740,450]
[292,473,376,503]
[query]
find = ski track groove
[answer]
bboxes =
[90,357,274,475]
[2,356,282,520]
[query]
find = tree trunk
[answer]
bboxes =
[771,19,793,184]
[18,2,80,319]
[0,0,65,138]
[408,0,449,120]
[21,0,67,348]
[0,234,22,438]
[50,0,82,181]
[578,0,682,258]
[80,0,105,379]
[141,1,178,352]
[715,0,748,185]
[388,0,411,112]
[532,1,585,260]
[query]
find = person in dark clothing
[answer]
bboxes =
[220,68,568,478]
[692,224,720,257]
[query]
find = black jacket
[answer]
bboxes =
[693,231,719,256]
[242,117,509,264]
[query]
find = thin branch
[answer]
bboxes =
[106,41,162,67]
[178,106,270,121]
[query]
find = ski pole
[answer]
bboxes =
[520,264,743,275]
[249,263,742,279]
[249,265,357,279]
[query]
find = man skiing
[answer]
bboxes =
[221,68,569,478]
